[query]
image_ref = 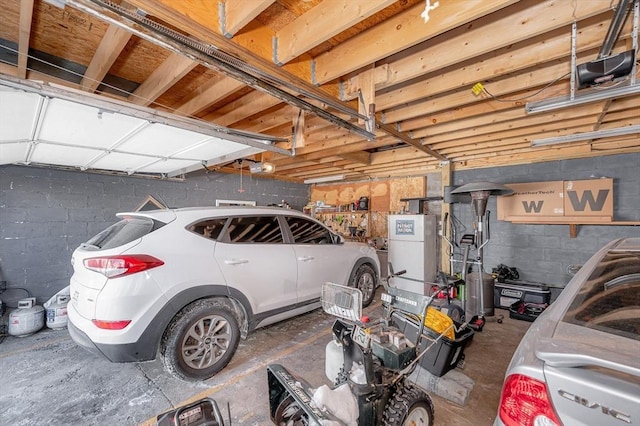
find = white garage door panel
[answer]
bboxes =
[121,123,209,156]
[178,138,258,159]
[29,143,98,167]
[0,77,289,177]
[0,142,29,164]
[0,90,41,142]
[38,99,145,149]
[136,158,200,174]
[91,151,159,172]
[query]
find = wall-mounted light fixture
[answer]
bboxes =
[303,174,345,184]
[531,124,640,147]
[525,84,640,114]
[249,161,275,173]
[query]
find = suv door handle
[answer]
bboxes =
[298,256,314,261]
[224,259,248,265]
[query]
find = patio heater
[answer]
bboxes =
[451,182,513,330]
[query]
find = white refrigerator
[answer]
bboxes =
[387,214,438,295]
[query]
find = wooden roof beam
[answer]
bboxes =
[313,0,518,85]
[374,23,621,111]
[271,135,393,163]
[369,147,430,166]
[174,76,245,116]
[422,107,603,147]
[240,105,297,134]
[17,0,34,79]
[272,160,321,172]
[432,115,635,153]
[296,138,394,162]
[338,151,371,165]
[129,53,198,106]
[351,161,441,177]
[424,109,640,155]
[396,86,568,134]
[203,90,282,127]
[383,57,580,125]
[274,0,394,65]
[220,0,276,37]
[343,2,617,100]
[80,24,132,93]
[434,115,640,156]
[379,46,623,114]
[459,145,593,168]
[420,103,636,147]
[377,121,445,161]
[125,0,339,98]
[293,110,306,148]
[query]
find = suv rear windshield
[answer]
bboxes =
[84,217,160,250]
[563,249,640,341]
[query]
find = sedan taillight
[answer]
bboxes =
[83,255,164,278]
[499,374,562,426]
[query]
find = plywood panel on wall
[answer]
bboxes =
[370,210,388,238]
[310,177,427,238]
[310,182,369,206]
[389,176,426,213]
[369,181,390,211]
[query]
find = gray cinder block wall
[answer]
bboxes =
[446,152,640,298]
[0,165,308,303]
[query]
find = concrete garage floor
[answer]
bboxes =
[0,289,530,426]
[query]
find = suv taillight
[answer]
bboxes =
[84,255,164,278]
[499,374,562,426]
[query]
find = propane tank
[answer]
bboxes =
[45,294,69,330]
[8,298,44,337]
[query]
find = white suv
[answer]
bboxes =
[67,206,380,381]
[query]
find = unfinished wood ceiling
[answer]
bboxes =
[1,0,639,182]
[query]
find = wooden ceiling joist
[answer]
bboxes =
[80,24,132,93]
[313,0,519,84]
[129,53,198,106]
[17,0,34,79]
[274,0,395,65]
[174,76,246,117]
[343,2,617,100]
[221,0,276,37]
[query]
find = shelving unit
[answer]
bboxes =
[313,208,370,240]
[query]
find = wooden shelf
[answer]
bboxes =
[504,219,640,238]
[316,209,369,214]
[568,222,639,238]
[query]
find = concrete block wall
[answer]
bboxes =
[449,152,640,297]
[0,165,308,303]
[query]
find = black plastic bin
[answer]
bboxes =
[390,311,474,377]
[494,280,550,310]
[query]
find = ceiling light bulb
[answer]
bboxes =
[262,162,275,173]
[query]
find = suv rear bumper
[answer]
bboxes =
[67,319,155,363]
